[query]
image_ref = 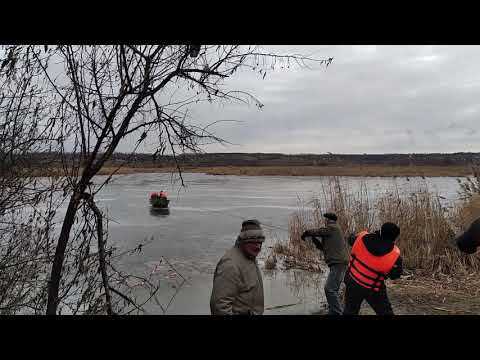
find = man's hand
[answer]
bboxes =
[347,233,357,247]
[301,230,324,251]
[301,230,313,241]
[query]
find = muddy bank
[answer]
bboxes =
[306,272,480,315]
[373,273,480,315]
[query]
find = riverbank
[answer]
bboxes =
[366,272,480,315]
[310,272,480,315]
[266,176,480,315]
[35,164,473,177]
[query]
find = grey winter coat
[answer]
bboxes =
[210,246,264,315]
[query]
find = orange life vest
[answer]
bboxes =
[347,230,400,292]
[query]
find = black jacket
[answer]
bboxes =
[347,231,403,280]
[457,238,478,254]
[456,219,480,254]
[456,233,479,254]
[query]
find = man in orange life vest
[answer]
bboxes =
[343,222,403,315]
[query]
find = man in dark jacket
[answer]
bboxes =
[301,213,349,315]
[455,218,480,254]
[343,222,403,315]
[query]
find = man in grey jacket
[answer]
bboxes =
[301,213,349,315]
[210,219,265,315]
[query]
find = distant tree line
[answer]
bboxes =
[45,152,480,166]
[20,151,480,170]
[23,151,480,168]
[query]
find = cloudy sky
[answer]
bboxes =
[133,45,480,155]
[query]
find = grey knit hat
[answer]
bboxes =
[237,219,265,243]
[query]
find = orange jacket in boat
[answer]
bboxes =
[347,231,400,292]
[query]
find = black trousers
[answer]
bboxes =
[343,276,394,315]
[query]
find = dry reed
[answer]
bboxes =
[270,177,480,276]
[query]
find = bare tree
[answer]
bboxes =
[0,52,66,313]
[0,45,332,315]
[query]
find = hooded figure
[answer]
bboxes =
[210,219,265,315]
[455,218,480,254]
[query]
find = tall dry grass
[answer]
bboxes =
[271,177,480,276]
[201,165,474,177]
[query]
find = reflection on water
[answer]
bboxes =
[262,268,329,314]
[149,208,170,217]
[286,268,325,297]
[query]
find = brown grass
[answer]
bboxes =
[269,177,480,276]
[455,195,480,228]
[199,165,472,177]
[384,272,480,314]
[30,165,474,178]
[264,253,277,270]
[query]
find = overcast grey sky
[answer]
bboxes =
[132,45,480,155]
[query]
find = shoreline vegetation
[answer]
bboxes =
[33,164,474,178]
[263,177,480,314]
